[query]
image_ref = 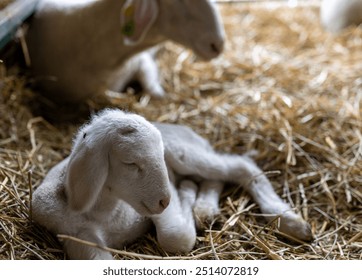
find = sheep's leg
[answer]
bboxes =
[108,56,140,94]
[166,150,313,241]
[108,51,164,98]
[63,227,112,260]
[135,51,165,98]
[194,180,224,229]
[151,180,197,253]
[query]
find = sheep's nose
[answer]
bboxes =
[159,197,170,210]
[210,40,224,56]
[197,36,224,60]
[195,31,225,60]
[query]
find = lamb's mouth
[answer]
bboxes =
[140,201,155,216]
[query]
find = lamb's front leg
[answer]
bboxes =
[63,227,113,260]
[152,180,197,253]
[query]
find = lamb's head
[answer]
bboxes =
[64,109,171,216]
[120,0,225,60]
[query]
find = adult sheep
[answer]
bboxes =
[26,0,225,102]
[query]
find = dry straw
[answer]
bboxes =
[0,0,13,10]
[0,0,361,260]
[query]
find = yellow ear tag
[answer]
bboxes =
[122,5,135,37]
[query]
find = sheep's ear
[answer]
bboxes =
[120,0,158,45]
[65,143,109,213]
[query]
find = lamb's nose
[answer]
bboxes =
[159,197,170,210]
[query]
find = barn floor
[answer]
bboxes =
[0,0,361,260]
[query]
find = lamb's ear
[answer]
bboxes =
[65,142,109,213]
[120,0,159,45]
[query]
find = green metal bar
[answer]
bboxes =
[0,0,39,50]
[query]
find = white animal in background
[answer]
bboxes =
[320,0,362,33]
[26,0,225,102]
[32,109,313,260]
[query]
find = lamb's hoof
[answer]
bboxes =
[193,200,220,229]
[147,85,165,99]
[278,212,313,242]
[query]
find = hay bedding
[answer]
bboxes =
[0,0,361,260]
[0,0,13,10]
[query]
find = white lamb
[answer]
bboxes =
[320,0,362,33]
[26,0,225,102]
[32,109,313,260]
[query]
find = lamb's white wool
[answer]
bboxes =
[320,0,362,33]
[32,109,313,260]
[193,180,224,229]
[155,123,313,241]
[26,0,225,102]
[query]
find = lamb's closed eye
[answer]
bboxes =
[124,162,142,173]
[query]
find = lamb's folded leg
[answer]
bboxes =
[151,180,197,253]
[63,227,112,260]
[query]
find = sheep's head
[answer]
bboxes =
[65,109,171,216]
[158,0,225,60]
[120,0,225,60]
